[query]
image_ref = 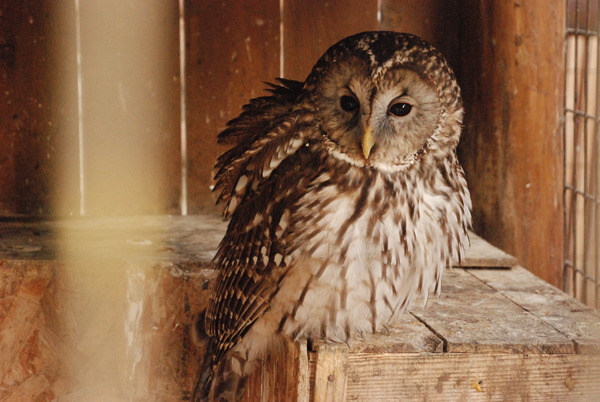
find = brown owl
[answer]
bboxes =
[193,31,472,401]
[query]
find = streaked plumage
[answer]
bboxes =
[193,31,471,401]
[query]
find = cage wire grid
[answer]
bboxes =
[565,0,600,308]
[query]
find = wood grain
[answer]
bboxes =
[243,338,303,402]
[344,352,600,401]
[467,266,600,354]
[460,231,519,268]
[0,217,599,399]
[0,261,52,377]
[0,1,57,215]
[347,314,443,354]
[457,0,566,287]
[281,0,379,81]
[380,0,460,69]
[185,0,280,213]
[313,343,349,402]
[411,268,575,354]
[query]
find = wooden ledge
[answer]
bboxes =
[0,216,598,400]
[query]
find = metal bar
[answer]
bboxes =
[564,0,600,308]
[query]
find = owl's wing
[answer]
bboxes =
[207,79,321,364]
[212,78,306,218]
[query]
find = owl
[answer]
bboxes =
[192,31,471,401]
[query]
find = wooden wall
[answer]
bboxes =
[0,1,566,285]
[456,1,566,286]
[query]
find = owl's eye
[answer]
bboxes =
[340,95,359,112]
[388,102,412,117]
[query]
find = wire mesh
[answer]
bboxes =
[565,0,600,308]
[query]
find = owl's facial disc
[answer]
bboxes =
[314,59,441,165]
[368,68,441,162]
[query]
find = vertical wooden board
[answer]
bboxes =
[0,1,57,215]
[380,0,461,69]
[456,0,566,286]
[77,1,181,215]
[185,0,280,213]
[281,0,379,81]
[312,343,348,402]
[243,338,303,402]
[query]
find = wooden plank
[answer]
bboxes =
[410,269,575,354]
[348,314,443,354]
[467,267,600,354]
[457,0,566,287]
[380,0,461,68]
[0,216,227,262]
[313,343,348,402]
[296,340,310,402]
[281,0,379,81]
[344,352,600,401]
[0,0,57,215]
[458,231,518,268]
[243,338,303,402]
[0,217,599,399]
[185,0,280,213]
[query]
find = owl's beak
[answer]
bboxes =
[362,126,375,160]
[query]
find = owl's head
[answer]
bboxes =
[302,32,463,170]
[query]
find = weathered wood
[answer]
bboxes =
[459,231,518,268]
[468,267,600,354]
[296,340,310,402]
[0,218,517,269]
[0,261,53,377]
[313,343,348,402]
[0,1,57,215]
[281,0,379,81]
[411,269,575,354]
[380,0,460,68]
[344,353,600,401]
[1,216,598,400]
[457,0,566,287]
[243,338,303,402]
[185,0,280,213]
[347,314,443,354]
[0,216,226,262]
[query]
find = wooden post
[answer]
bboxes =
[457,0,566,287]
[312,343,348,402]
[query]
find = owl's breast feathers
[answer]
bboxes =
[207,81,470,362]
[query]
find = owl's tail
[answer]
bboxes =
[191,341,253,402]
